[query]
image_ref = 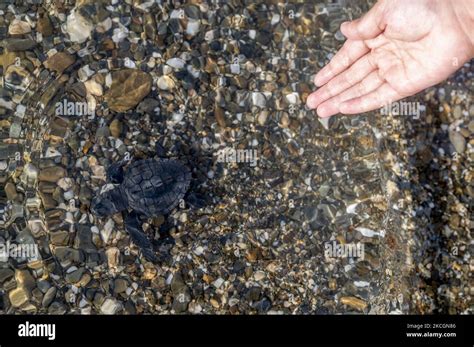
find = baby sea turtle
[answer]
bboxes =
[91,158,191,262]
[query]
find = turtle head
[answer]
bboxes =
[91,186,128,216]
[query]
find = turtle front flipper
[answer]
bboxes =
[91,186,128,216]
[107,160,126,184]
[124,210,158,262]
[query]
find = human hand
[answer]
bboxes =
[306,0,474,118]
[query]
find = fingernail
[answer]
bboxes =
[306,94,316,109]
[317,105,331,118]
[314,73,325,87]
[340,21,350,31]
[318,102,341,118]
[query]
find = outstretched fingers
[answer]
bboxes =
[316,70,385,118]
[313,40,369,87]
[339,83,403,115]
[307,53,377,109]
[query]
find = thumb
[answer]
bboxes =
[340,1,386,40]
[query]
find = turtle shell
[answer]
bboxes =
[122,159,191,217]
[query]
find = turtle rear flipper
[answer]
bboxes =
[124,210,158,262]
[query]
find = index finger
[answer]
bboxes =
[314,40,369,87]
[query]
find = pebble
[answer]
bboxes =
[8,19,32,35]
[38,166,67,183]
[100,298,123,314]
[84,79,103,96]
[157,75,176,91]
[109,119,123,138]
[166,58,186,69]
[105,247,120,268]
[37,14,53,36]
[4,38,36,51]
[257,110,269,126]
[252,92,266,108]
[113,279,128,294]
[453,105,462,119]
[66,10,93,43]
[15,270,35,291]
[449,130,466,153]
[9,287,30,308]
[44,52,76,74]
[340,296,368,311]
[42,287,57,308]
[105,69,152,112]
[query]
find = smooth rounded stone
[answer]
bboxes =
[112,25,129,43]
[79,184,92,204]
[104,69,152,112]
[166,58,186,69]
[172,289,191,313]
[54,247,83,267]
[105,247,120,268]
[37,14,53,36]
[101,219,115,244]
[157,75,176,90]
[48,302,67,314]
[36,280,51,293]
[38,166,66,182]
[100,297,123,314]
[113,278,128,294]
[95,125,110,138]
[5,182,19,201]
[8,19,32,35]
[15,270,36,291]
[254,271,266,281]
[65,267,85,284]
[78,65,94,82]
[245,286,261,301]
[188,301,202,314]
[252,92,266,108]
[42,287,57,308]
[453,105,462,119]
[468,120,474,133]
[449,130,466,153]
[4,65,32,92]
[214,105,226,127]
[44,52,76,74]
[186,20,200,37]
[63,190,75,200]
[4,38,37,51]
[285,92,300,104]
[185,5,200,19]
[255,297,272,313]
[335,30,345,41]
[66,10,94,43]
[109,119,123,138]
[57,177,74,191]
[0,269,14,283]
[84,79,103,96]
[257,111,269,125]
[340,296,368,311]
[280,113,290,128]
[137,98,160,115]
[50,230,70,246]
[9,287,30,308]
